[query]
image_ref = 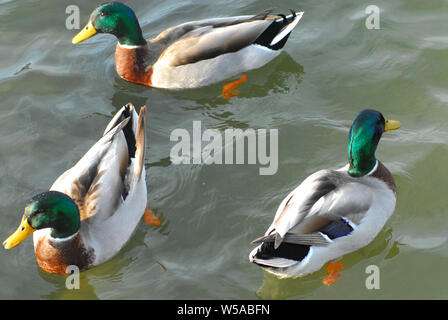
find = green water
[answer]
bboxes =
[1,0,448,300]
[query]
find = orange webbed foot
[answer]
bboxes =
[322,261,344,286]
[222,74,248,99]
[143,202,161,226]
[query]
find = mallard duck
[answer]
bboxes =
[3,104,148,274]
[249,109,400,280]
[72,2,303,89]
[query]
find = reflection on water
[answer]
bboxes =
[40,271,100,300]
[40,223,170,299]
[146,157,172,169]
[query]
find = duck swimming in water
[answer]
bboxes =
[72,2,303,90]
[249,109,400,281]
[3,104,150,274]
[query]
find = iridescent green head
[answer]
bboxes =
[347,109,400,177]
[3,191,80,250]
[72,2,146,46]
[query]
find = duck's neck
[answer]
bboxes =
[115,20,146,46]
[347,139,378,177]
[49,198,80,239]
[51,225,79,239]
[348,156,377,177]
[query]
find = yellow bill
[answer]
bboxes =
[3,216,36,250]
[72,21,97,44]
[385,119,401,131]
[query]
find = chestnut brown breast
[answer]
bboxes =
[115,44,153,87]
[370,161,396,194]
[35,232,95,274]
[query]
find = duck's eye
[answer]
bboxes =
[100,12,107,17]
[20,226,25,231]
[375,117,385,126]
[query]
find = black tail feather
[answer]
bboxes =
[121,105,137,160]
[254,11,301,50]
[255,241,310,262]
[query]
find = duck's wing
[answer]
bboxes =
[152,10,303,67]
[50,104,144,223]
[152,9,272,43]
[257,170,374,249]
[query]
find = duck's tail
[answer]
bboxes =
[249,218,355,270]
[254,11,304,51]
[104,103,138,158]
[249,233,310,269]
[103,103,147,188]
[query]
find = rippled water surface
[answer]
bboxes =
[1,0,448,299]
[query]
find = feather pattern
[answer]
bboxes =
[252,231,331,246]
[50,117,131,222]
[269,167,366,240]
[152,11,303,67]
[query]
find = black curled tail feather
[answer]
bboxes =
[103,104,137,161]
[254,10,302,50]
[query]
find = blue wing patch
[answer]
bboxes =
[319,218,354,239]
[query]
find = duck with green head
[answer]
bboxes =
[72,2,304,89]
[249,109,400,282]
[3,104,149,274]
